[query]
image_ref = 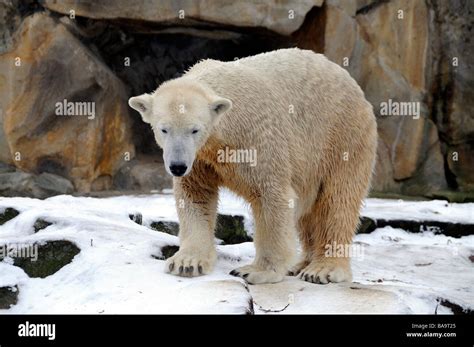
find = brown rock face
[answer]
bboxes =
[43,0,324,36]
[447,143,474,191]
[426,0,474,191]
[323,1,357,65]
[303,0,460,195]
[0,0,22,163]
[0,14,134,192]
[352,0,429,105]
[351,0,432,186]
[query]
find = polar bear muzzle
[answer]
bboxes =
[169,162,188,177]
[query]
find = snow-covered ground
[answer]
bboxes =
[0,189,473,314]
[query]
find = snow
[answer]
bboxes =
[0,190,473,314]
[362,198,474,224]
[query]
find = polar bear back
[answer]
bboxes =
[183,48,376,181]
[185,48,372,128]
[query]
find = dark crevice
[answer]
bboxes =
[292,5,326,53]
[18,0,45,18]
[355,0,390,15]
[35,156,68,177]
[358,216,474,238]
[426,0,458,190]
[443,154,459,189]
[437,298,473,315]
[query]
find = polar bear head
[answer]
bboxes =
[129,80,232,177]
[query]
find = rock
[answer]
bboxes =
[0,0,21,164]
[0,1,470,199]
[371,137,398,193]
[425,0,474,192]
[355,0,380,14]
[43,0,323,35]
[9,240,80,278]
[427,190,474,203]
[175,280,254,314]
[216,214,252,244]
[352,0,429,105]
[356,216,474,238]
[291,6,325,53]
[357,216,376,234]
[249,278,407,314]
[294,0,452,197]
[327,0,357,17]
[314,0,454,195]
[437,298,473,315]
[323,4,357,65]
[376,117,447,195]
[427,1,474,138]
[150,214,250,244]
[90,175,113,192]
[33,218,52,232]
[34,173,74,196]
[0,172,33,197]
[350,0,473,194]
[113,158,172,192]
[368,191,430,201]
[150,221,179,236]
[446,143,474,192]
[0,162,16,173]
[0,207,19,225]
[380,117,428,181]
[0,0,21,54]
[157,245,179,260]
[0,171,74,198]
[0,13,135,193]
[0,285,19,309]
[129,213,142,225]
[399,132,448,196]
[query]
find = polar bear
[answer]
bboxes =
[129,48,377,284]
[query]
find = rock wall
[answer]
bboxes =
[42,0,324,35]
[295,0,473,195]
[0,0,472,196]
[0,6,134,192]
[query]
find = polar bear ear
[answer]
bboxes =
[210,97,232,119]
[128,94,153,123]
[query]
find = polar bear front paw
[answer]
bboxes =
[298,258,352,284]
[230,264,285,284]
[165,249,216,277]
[287,259,310,276]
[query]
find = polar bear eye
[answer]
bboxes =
[161,129,168,134]
[192,129,199,134]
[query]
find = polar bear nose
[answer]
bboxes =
[169,163,188,177]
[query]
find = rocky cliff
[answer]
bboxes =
[0,0,472,198]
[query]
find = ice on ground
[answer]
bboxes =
[0,190,473,314]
